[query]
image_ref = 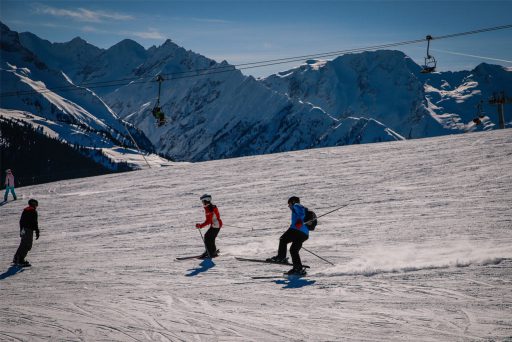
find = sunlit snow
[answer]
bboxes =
[1,129,511,341]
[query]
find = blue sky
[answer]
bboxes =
[1,0,511,77]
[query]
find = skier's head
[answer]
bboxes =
[200,194,212,204]
[6,169,11,174]
[288,196,300,207]
[28,199,38,208]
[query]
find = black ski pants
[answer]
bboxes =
[277,229,308,268]
[204,227,220,256]
[14,229,34,263]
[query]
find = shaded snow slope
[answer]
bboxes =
[0,109,170,170]
[0,23,156,169]
[1,129,511,341]
[13,26,403,161]
[104,44,403,161]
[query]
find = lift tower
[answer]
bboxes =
[489,92,512,129]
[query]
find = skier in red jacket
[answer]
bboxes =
[13,199,40,267]
[195,194,222,258]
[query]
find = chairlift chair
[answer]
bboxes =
[420,35,437,74]
[472,100,485,125]
[151,75,166,126]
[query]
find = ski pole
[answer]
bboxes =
[302,247,335,266]
[312,203,352,222]
[197,228,211,259]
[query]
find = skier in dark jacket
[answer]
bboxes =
[267,196,309,275]
[13,199,40,267]
[195,194,222,258]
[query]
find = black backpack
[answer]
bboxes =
[304,207,317,231]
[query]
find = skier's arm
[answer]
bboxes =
[196,210,213,228]
[290,205,305,228]
[34,211,40,239]
[213,207,223,228]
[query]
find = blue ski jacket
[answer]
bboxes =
[289,203,309,236]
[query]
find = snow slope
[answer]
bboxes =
[1,129,511,341]
[0,109,170,169]
[0,23,157,169]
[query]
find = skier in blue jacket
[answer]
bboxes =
[267,196,309,275]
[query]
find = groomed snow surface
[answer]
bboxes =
[1,130,511,341]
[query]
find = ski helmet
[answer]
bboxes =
[200,194,212,203]
[28,199,38,207]
[6,169,11,173]
[288,196,300,205]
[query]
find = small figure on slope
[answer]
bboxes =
[13,199,40,267]
[4,169,17,201]
[267,196,309,275]
[195,194,223,258]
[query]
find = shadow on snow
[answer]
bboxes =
[186,259,215,277]
[0,265,25,280]
[274,278,316,289]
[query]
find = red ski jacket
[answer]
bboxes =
[197,204,222,229]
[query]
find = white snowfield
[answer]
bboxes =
[1,130,511,341]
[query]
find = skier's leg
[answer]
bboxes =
[15,232,33,263]
[277,229,294,259]
[204,228,219,257]
[207,228,220,256]
[11,187,16,200]
[3,187,8,201]
[290,232,308,268]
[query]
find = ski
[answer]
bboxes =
[235,257,310,268]
[176,249,220,260]
[251,275,284,279]
[176,255,203,260]
[251,272,308,280]
[284,271,307,278]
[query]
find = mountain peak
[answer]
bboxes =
[159,39,180,51]
[113,39,143,49]
[106,39,146,56]
[69,36,87,44]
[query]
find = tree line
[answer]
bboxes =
[0,117,132,188]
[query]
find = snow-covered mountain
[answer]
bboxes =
[13,28,404,162]
[8,25,512,163]
[18,32,102,78]
[1,129,511,341]
[261,51,512,138]
[0,23,162,170]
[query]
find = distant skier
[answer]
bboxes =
[13,199,40,267]
[267,196,309,275]
[4,169,17,201]
[195,194,222,258]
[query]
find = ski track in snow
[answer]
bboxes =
[1,130,512,341]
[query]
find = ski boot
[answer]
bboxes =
[16,260,31,267]
[198,249,220,259]
[286,266,307,276]
[266,256,288,264]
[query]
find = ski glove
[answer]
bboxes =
[195,223,201,229]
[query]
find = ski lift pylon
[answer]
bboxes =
[420,35,437,74]
[151,75,166,126]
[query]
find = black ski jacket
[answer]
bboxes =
[19,206,39,234]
